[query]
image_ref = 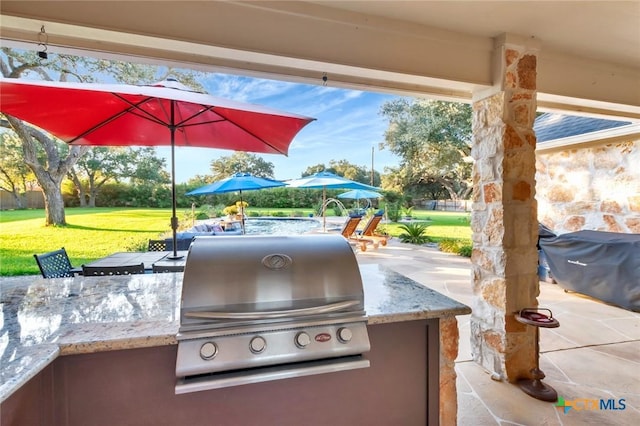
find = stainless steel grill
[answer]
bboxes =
[175,234,370,394]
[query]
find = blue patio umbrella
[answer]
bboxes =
[187,173,286,233]
[287,171,380,231]
[337,189,383,210]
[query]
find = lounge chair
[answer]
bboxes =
[340,215,361,236]
[358,211,390,247]
[339,215,374,251]
[33,247,75,278]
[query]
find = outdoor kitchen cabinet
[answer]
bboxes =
[4,320,436,425]
[1,265,470,426]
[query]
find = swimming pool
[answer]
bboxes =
[243,217,322,235]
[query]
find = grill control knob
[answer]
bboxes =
[337,327,353,343]
[200,341,218,360]
[249,336,267,354]
[295,332,311,348]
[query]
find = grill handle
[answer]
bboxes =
[184,300,360,320]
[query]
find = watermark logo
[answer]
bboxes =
[556,396,626,414]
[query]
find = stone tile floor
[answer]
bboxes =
[356,238,640,425]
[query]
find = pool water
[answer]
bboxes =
[244,218,322,235]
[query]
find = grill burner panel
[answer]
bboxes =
[176,234,370,393]
[176,320,370,377]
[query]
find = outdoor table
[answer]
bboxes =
[73,251,187,274]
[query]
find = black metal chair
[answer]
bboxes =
[34,247,75,278]
[82,263,145,276]
[149,237,193,252]
[148,239,168,251]
[171,237,194,251]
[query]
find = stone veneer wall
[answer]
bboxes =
[439,316,459,426]
[536,138,640,234]
[470,44,539,382]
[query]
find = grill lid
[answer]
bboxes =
[180,234,365,329]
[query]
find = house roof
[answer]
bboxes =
[534,113,632,143]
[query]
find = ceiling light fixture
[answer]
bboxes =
[37,25,48,60]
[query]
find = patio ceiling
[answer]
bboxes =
[1,1,639,119]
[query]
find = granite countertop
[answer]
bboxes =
[0,264,470,403]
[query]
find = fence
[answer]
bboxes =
[418,199,471,212]
[0,190,45,210]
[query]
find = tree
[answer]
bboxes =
[128,148,170,186]
[300,160,380,186]
[301,164,329,177]
[68,147,168,207]
[69,147,132,207]
[127,148,172,208]
[209,152,275,180]
[328,159,380,186]
[3,113,89,224]
[0,47,203,225]
[380,98,473,200]
[0,132,36,209]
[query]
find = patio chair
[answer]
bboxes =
[148,239,167,252]
[164,236,195,251]
[82,263,145,276]
[33,247,75,278]
[338,215,360,237]
[339,215,373,251]
[358,211,390,247]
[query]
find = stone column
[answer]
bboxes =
[439,316,460,426]
[469,34,540,382]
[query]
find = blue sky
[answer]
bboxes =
[158,73,403,182]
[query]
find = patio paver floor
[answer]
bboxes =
[357,239,640,425]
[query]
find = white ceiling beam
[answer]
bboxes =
[1,1,638,119]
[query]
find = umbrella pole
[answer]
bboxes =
[323,186,326,232]
[168,104,182,259]
[240,190,245,235]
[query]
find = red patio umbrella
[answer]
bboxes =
[0,77,315,258]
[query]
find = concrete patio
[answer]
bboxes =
[356,239,640,425]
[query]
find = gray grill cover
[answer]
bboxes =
[539,231,640,311]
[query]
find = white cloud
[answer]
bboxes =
[161,73,402,182]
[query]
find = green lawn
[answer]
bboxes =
[380,210,472,242]
[0,207,471,276]
[0,208,174,276]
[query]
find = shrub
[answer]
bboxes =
[331,205,344,216]
[401,206,414,218]
[223,201,248,216]
[458,244,473,257]
[385,202,402,222]
[398,222,430,244]
[210,204,226,217]
[375,224,390,236]
[123,236,150,252]
[439,238,472,257]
